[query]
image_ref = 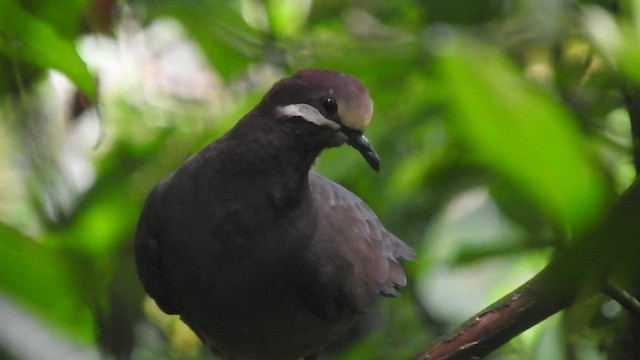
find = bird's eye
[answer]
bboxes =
[321,97,338,116]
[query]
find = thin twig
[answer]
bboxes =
[603,282,640,319]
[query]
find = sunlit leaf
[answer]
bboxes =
[438,41,608,231]
[0,0,96,101]
[265,0,312,38]
[582,3,640,86]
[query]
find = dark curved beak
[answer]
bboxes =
[341,127,380,171]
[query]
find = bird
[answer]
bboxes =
[134,69,414,360]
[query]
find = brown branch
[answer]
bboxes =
[413,269,573,360]
[412,254,581,359]
[413,75,640,360]
[413,178,640,359]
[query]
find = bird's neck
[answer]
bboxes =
[220,118,322,208]
[267,143,318,209]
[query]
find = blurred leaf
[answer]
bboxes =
[265,0,312,38]
[147,0,263,80]
[19,0,88,39]
[0,0,96,101]
[453,241,546,265]
[582,3,640,86]
[423,0,505,24]
[582,5,623,62]
[335,296,428,360]
[0,223,94,342]
[438,40,608,231]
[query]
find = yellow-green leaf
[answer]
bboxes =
[0,0,96,101]
[438,41,607,230]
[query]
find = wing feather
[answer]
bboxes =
[308,172,414,311]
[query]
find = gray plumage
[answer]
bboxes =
[134,70,414,360]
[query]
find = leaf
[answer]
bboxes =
[0,223,94,342]
[18,0,88,39]
[438,41,608,231]
[582,4,640,88]
[265,0,312,38]
[0,0,96,101]
[147,0,262,80]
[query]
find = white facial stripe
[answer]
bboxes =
[277,104,340,130]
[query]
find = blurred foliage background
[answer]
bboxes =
[1,0,640,359]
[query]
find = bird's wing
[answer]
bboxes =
[307,172,414,312]
[134,180,179,315]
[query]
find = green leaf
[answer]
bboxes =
[0,223,94,342]
[265,0,312,38]
[0,0,96,101]
[19,0,88,40]
[149,0,262,80]
[438,41,607,231]
[582,4,640,88]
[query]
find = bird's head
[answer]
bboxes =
[261,69,380,171]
